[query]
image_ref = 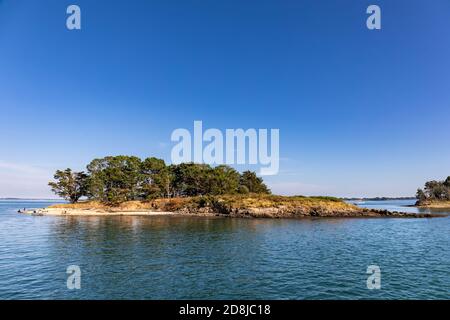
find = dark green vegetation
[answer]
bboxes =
[48,169,88,203]
[49,156,270,204]
[416,176,450,204]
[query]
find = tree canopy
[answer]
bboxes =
[49,156,270,204]
[48,168,88,203]
[416,176,450,202]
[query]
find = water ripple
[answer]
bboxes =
[0,200,449,299]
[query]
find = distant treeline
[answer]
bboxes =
[49,156,270,204]
[342,197,416,201]
[416,176,450,203]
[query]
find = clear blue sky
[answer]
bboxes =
[1,0,450,198]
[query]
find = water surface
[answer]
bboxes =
[0,199,449,299]
[347,199,450,214]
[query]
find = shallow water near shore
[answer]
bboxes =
[0,199,449,299]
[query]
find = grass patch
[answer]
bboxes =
[49,194,356,213]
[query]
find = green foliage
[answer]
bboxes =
[416,176,450,202]
[416,188,427,202]
[141,157,171,199]
[170,163,246,196]
[170,163,213,196]
[49,156,270,204]
[86,156,143,204]
[444,176,450,188]
[237,185,250,194]
[209,165,241,195]
[48,168,88,203]
[239,171,271,194]
[308,196,341,202]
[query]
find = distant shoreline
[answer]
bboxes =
[0,198,64,201]
[342,197,416,201]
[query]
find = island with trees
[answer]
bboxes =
[416,176,450,208]
[28,155,441,218]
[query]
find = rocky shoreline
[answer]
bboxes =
[414,200,450,209]
[20,206,443,219]
[173,206,443,218]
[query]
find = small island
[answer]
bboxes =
[38,194,441,218]
[24,155,443,218]
[415,176,450,208]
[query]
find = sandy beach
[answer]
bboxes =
[21,208,181,217]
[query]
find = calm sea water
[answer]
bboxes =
[0,199,449,300]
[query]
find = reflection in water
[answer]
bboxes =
[0,200,449,299]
